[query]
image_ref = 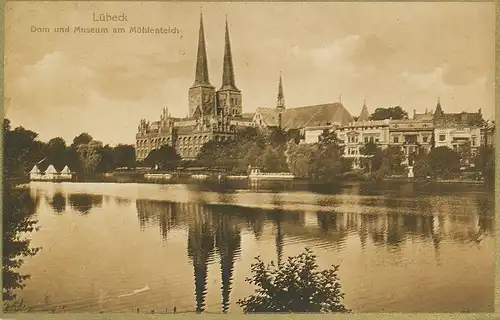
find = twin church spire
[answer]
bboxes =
[193,12,238,91]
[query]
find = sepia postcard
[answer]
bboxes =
[3,1,497,316]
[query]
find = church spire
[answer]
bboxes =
[277,72,285,110]
[434,97,444,116]
[358,98,370,122]
[220,16,238,91]
[193,11,211,86]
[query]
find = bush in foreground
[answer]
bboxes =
[237,248,350,313]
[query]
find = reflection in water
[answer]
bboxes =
[136,200,179,241]
[50,192,66,213]
[68,194,104,215]
[21,182,495,313]
[187,205,215,313]
[213,211,241,313]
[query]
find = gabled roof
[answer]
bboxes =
[254,107,279,127]
[254,103,353,130]
[282,103,353,130]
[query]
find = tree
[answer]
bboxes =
[369,106,408,121]
[76,140,103,174]
[237,248,350,313]
[380,146,404,176]
[308,130,347,182]
[113,144,136,168]
[71,133,93,147]
[360,141,382,173]
[3,119,46,185]
[2,119,41,306]
[259,146,286,172]
[413,148,432,178]
[143,145,181,170]
[428,146,460,178]
[46,137,67,171]
[96,144,115,173]
[3,186,40,303]
[474,146,495,186]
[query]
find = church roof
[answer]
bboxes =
[255,103,353,130]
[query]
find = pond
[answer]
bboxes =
[17,180,494,313]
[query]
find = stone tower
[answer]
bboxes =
[216,17,242,122]
[189,12,216,119]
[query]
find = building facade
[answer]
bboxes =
[136,14,253,161]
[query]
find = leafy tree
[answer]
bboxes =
[360,141,383,173]
[428,146,460,178]
[144,145,181,170]
[286,140,315,178]
[413,148,432,178]
[71,133,93,147]
[3,186,40,303]
[2,119,41,306]
[46,137,68,171]
[237,248,350,313]
[369,106,408,121]
[260,146,286,172]
[96,144,115,173]
[380,146,404,175]
[474,146,495,186]
[113,144,136,168]
[308,130,346,182]
[3,119,46,184]
[76,140,103,174]
[457,141,472,167]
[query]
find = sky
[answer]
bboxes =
[4,2,495,146]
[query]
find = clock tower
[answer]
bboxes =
[189,12,216,119]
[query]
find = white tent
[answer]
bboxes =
[30,165,40,174]
[45,165,57,174]
[60,166,71,174]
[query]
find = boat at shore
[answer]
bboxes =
[248,168,295,180]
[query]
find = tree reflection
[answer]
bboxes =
[50,192,66,213]
[136,200,179,240]
[68,194,103,215]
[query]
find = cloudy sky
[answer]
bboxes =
[5,2,495,146]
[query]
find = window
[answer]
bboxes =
[370,137,374,143]
[375,138,379,143]
[394,137,399,143]
[364,137,368,143]
[423,136,428,143]
[439,135,446,141]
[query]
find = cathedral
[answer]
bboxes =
[135,13,254,161]
[136,13,358,162]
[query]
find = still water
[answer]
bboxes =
[19,181,494,313]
